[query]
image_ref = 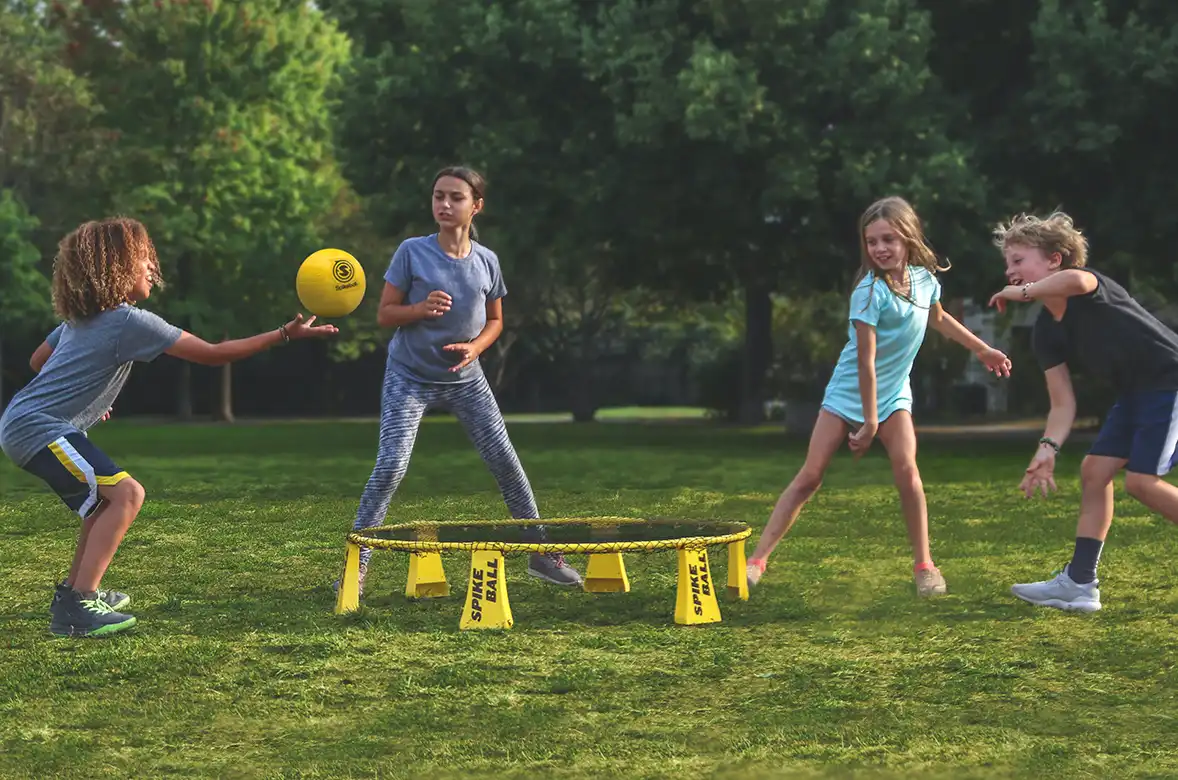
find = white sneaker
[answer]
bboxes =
[1011,567,1101,613]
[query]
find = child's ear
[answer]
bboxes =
[1050,252,1064,269]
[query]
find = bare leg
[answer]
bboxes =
[64,501,106,587]
[876,411,929,565]
[1077,455,1124,541]
[1123,470,1178,523]
[749,410,848,563]
[72,479,145,593]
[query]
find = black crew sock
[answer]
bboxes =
[1067,537,1104,585]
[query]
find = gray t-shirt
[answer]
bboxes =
[0,304,182,466]
[384,235,507,384]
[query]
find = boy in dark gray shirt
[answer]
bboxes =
[990,210,1178,612]
[1,216,337,638]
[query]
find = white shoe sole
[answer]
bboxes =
[1011,588,1101,612]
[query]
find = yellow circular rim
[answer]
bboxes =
[346,516,752,554]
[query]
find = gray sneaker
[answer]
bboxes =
[527,553,583,587]
[50,589,137,638]
[1011,566,1101,612]
[56,581,130,611]
[332,562,368,599]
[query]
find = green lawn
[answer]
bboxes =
[1,420,1176,779]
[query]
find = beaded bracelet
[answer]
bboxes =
[1038,436,1060,453]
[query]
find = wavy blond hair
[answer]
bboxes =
[991,211,1089,269]
[854,196,949,304]
[52,217,162,321]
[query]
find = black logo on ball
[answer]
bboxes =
[332,259,354,284]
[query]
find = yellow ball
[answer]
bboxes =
[296,248,366,318]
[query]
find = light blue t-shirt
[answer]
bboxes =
[384,234,507,384]
[821,266,941,425]
[0,304,183,466]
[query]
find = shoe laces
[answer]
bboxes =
[546,552,567,568]
[80,596,116,615]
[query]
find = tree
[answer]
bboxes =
[580,0,987,421]
[0,190,52,408]
[0,0,106,255]
[56,0,354,421]
[322,0,644,420]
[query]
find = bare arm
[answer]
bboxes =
[164,314,337,366]
[855,321,878,425]
[1024,269,1098,300]
[846,321,879,456]
[991,269,1099,313]
[444,298,504,371]
[1020,364,1076,498]
[1041,364,1077,448]
[929,302,1013,377]
[165,330,284,366]
[928,302,989,353]
[30,341,54,373]
[377,282,448,328]
[470,299,504,353]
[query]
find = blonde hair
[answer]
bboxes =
[52,217,163,321]
[854,196,949,302]
[991,210,1088,269]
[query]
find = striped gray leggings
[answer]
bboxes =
[352,368,541,565]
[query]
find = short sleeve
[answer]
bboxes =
[45,323,65,348]
[117,307,182,363]
[927,270,942,307]
[1031,313,1068,371]
[384,240,413,292]
[487,253,507,300]
[849,278,884,328]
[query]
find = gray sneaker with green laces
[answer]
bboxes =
[55,581,130,611]
[50,588,137,638]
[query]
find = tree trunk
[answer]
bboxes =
[177,361,194,419]
[738,284,773,424]
[214,361,235,423]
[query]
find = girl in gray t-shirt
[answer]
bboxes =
[336,167,583,595]
[0,216,337,638]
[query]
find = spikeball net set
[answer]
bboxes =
[333,516,753,630]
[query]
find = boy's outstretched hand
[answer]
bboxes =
[987,285,1024,314]
[283,313,339,340]
[975,346,1013,378]
[1020,448,1058,498]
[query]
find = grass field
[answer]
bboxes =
[1,418,1176,779]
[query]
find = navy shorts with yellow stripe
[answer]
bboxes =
[21,433,130,518]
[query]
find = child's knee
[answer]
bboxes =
[101,478,145,513]
[791,469,823,496]
[1081,456,1119,490]
[891,460,922,491]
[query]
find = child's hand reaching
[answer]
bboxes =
[282,313,339,340]
[975,346,1012,378]
[443,342,483,371]
[1020,447,1058,498]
